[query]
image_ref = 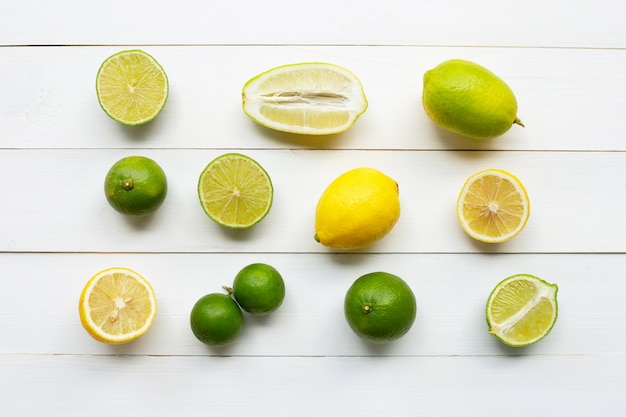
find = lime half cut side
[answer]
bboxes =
[96,49,169,126]
[242,62,368,135]
[198,153,273,229]
[486,274,558,347]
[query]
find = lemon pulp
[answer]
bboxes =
[242,62,368,135]
[456,168,530,243]
[78,267,157,344]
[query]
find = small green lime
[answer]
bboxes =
[104,156,167,217]
[422,59,523,140]
[190,292,244,347]
[344,272,416,344]
[232,263,285,315]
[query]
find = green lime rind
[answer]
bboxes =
[104,156,168,217]
[486,273,558,348]
[232,263,286,315]
[96,49,169,126]
[197,153,273,229]
[190,293,244,347]
[344,272,416,344]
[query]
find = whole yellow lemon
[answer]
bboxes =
[314,167,400,250]
[423,59,523,140]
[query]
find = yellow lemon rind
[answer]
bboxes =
[314,167,400,250]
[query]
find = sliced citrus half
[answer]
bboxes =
[242,62,368,135]
[486,274,558,347]
[96,49,168,126]
[456,168,530,243]
[78,267,157,344]
[198,153,273,229]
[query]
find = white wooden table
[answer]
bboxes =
[2,1,626,415]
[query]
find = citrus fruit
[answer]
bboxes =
[231,263,285,315]
[78,267,157,344]
[314,167,400,250]
[423,59,523,139]
[456,168,530,243]
[104,156,168,217]
[344,272,416,344]
[197,153,273,229]
[96,49,168,126]
[242,62,368,135]
[190,292,244,347]
[486,274,558,347]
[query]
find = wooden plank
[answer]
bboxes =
[1,46,625,151]
[2,1,626,48]
[1,354,624,416]
[0,253,623,356]
[0,149,623,254]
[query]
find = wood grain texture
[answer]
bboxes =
[3,1,626,48]
[0,149,624,253]
[1,1,626,416]
[2,354,624,417]
[1,46,625,151]
[0,253,623,356]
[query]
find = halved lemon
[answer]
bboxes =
[456,168,530,243]
[96,49,168,126]
[198,153,273,229]
[242,62,368,135]
[486,274,558,347]
[78,267,157,344]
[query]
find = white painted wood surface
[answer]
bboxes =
[2,1,625,416]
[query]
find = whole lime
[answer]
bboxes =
[422,59,523,140]
[232,263,285,315]
[344,272,416,344]
[190,293,244,347]
[104,156,167,216]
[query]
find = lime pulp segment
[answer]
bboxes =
[96,50,169,126]
[198,153,273,229]
[486,274,558,347]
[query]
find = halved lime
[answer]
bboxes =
[242,62,368,135]
[96,49,168,126]
[197,153,273,229]
[486,274,558,347]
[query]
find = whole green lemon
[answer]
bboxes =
[422,59,523,140]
